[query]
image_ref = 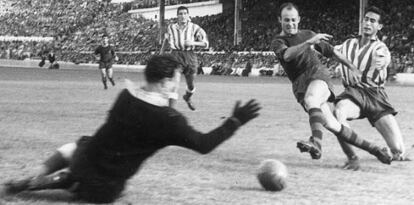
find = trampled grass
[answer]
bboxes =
[1,67,413,205]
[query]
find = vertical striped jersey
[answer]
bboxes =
[335,36,391,87]
[167,21,209,51]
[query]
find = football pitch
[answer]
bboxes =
[1,67,413,205]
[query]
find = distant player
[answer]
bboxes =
[162,6,209,110]
[334,6,410,170]
[94,35,118,90]
[3,54,261,203]
[272,2,392,163]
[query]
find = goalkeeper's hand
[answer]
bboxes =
[231,99,261,125]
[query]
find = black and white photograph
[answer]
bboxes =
[0,0,413,204]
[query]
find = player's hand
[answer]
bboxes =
[115,56,119,62]
[306,33,333,45]
[184,40,195,47]
[348,69,362,86]
[232,99,261,125]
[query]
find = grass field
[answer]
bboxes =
[0,67,414,205]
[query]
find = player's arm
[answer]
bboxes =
[111,48,119,62]
[160,32,169,54]
[282,33,333,62]
[330,45,362,85]
[185,25,209,49]
[168,100,261,154]
[94,47,101,62]
[372,45,391,71]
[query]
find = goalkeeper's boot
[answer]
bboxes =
[297,136,321,159]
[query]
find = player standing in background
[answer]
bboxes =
[3,54,261,203]
[272,2,392,164]
[162,6,209,110]
[95,35,118,90]
[334,6,410,170]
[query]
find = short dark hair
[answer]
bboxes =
[102,34,109,38]
[177,6,188,15]
[279,2,299,17]
[365,6,384,24]
[145,54,181,83]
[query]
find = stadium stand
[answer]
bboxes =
[0,0,412,75]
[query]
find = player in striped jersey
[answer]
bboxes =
[333,6,409,170]
[163,6,209,110]
[272,3,392,164]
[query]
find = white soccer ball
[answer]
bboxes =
[257,159,288,191]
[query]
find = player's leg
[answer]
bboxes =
[107,67,115,86]
[183,73,196,111]
[4,143,77,194]
[182,52,198,111]
[99,67,108,89]
[374,114,409,161]
[331,99,392,164]
[168,69,182,108]
[296,80,331,159]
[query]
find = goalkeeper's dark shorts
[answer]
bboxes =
[70,136,126,203]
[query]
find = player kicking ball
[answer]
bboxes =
[2,54,261,203]
[272,2,392,164]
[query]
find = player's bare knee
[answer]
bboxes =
[334,105,347,123]
[303,94,320,109]
[56,143,77,160]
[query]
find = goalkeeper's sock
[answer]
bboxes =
[27,170,74,191]
[43,151,69,175]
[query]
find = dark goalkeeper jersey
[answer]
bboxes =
[272,30,335,81]
[71,86,240,180]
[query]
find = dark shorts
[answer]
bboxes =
[69,136,126,203]
[99,61,113,70]
[292,66,335,107]
[335,86,397,126]
[171,50,198,75]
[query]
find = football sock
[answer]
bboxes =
[336,125,377,153]
[102,77,108,89]
[336,135,357,159]
[109,77,115,86]
[308,108,325,146]
[43,152,69,175]
[27,171,74,191]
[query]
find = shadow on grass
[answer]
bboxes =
[6,190,79,203]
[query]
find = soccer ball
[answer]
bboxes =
[257,159,288,191]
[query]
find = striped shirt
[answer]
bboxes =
[167,21,208,51]
[335,36,391,87]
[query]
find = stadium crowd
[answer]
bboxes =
[0,0,413,76]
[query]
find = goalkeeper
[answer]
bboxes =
[3,54,261,203]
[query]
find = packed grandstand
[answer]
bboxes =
[0,0,413,76]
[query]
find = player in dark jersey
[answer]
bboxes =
[272,2,392,164]
[95,35,118,90]
[3,54,261,203]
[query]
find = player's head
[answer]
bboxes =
[102,34,109,46]
[278,2,300,35]
[145,54,180,88]
[362,6,384,37]
[177,6,189,23]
